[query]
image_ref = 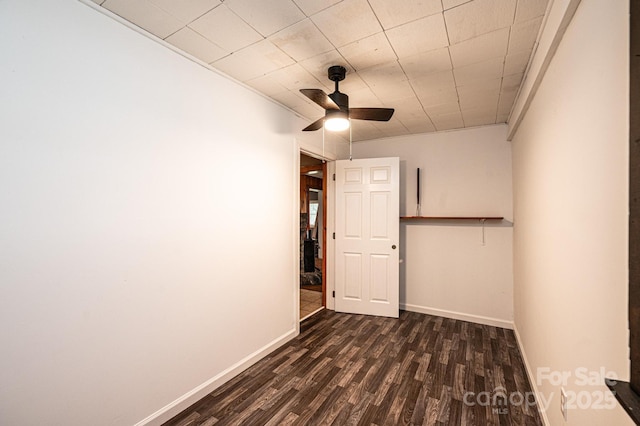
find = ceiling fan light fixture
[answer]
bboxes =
[299,65,394,132]
[324,110,350,132]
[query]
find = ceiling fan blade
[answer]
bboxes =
[300,89,340,110]
[302,117,325,131]
[349,108,395,121]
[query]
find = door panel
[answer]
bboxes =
[370,192,390,239]
[344,253,362,299]
[370,254,390,301]
[335,157,399,318]
[344,193,362,238]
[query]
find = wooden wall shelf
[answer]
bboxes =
[400,216,504,221]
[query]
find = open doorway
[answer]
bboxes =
[300,153,326,320]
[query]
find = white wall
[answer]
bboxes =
[353,125,513,327]
[511,0,631,424]
[0,1,315,424]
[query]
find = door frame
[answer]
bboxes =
[297,147,334,323]
[299,162,326,308]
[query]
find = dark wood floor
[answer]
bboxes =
[164,310,543,426]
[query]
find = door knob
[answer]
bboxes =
[392,245,396,249]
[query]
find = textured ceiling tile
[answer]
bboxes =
[165,27,227,63]
[292,102,323,119]
[444,0,516,44]
[358,61,407,87]
[224,0,305,37]
[515,0,548,22]
[463,104,498,117]
[423,102,461,116]
[351,132,380,143]
[271,89,314,109]
[461,108,497,127]
[338,32,397,71]
[431,111,464,131]
[368,0,442,30]
[386,14,449,57]
[351,121,384,141]
[212,40,294,81]
[398,117,437,134]
[458,84,500,109]
[449,27,509,68]
[453,57,504,87]
[410,70,456,98]
[495,106,510,120]
[496,97,517,124]
[399,48,452,80]
[293,0,342,16]
[245,74,290,96]
[189,5,262,51]
[392,96,429,120]
[148,0,220,23]
[378,122,410,138]
[457,77,502,94]
[498,88,518,107]
[499,87,519,105]
[335,72,368,94]
[268,64,326,92]
[501,72,524,91]
[369,80,416,103]
[386,129,412,139]
[461,106,498,119]
[269,19,334,62]
[497,89,517,120]
[459,98,499,114]
[344,87,383,107]
[103,0,550,139]
[508,16,543,53]
[496,111,510,122]
[442,0,472,10]
[416,86,459,107]
[352,120,380,133]
[376,119,410,137]
[503,48,532,75]
[495,100,515,120]
[299,50,351,89]
[311,0,382,48]
[103,0,184,39]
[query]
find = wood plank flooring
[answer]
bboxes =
[163,310,543,426]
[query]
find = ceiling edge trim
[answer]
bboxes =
[506,0,583,141]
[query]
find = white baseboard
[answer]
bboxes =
[401,303,514,329]
[512,324,551,426]
[135,328,299,426]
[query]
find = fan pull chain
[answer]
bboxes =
[322,124,325,159]
[349,119,353,161]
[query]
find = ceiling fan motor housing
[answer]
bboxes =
[328,65,346,82]
[329,91,349,110]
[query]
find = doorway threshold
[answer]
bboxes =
[301,307,324,322]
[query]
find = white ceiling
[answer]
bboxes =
[92,0,548,141]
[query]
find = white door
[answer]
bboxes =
[335,157,399,318]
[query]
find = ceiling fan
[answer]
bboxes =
[300,65,395,132]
